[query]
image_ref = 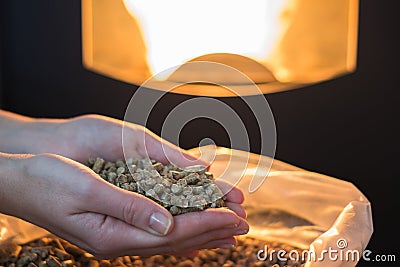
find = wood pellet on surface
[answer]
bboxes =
[86,158,226,216]
[0,236,306,267]
[0,158,309,266]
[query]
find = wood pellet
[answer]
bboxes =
[0,236,306,267]
[86,158,226,215]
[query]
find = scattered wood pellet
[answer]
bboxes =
[0,236,306,267]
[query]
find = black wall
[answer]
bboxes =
[1,1,399,265]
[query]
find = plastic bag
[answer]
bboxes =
[189,146,373,266]
[0,214,49,246]
[0,146,373,266]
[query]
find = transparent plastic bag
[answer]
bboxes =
[189,146,373,266]
[0,214,49,246]
[0,146,372,266]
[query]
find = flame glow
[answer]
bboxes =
[123,0,288,79]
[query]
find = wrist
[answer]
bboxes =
[0,152,33,216]
[0,110,66,154]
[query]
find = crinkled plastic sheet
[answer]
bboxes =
[190,146,373,267]
[0,215,49,246]
[0,146,373,266]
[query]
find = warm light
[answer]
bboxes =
[82,0,358,96]
[123,0,287,80]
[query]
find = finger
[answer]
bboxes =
[76,208,247,258]
[197,237,237,249]
[85,179,174,236]
[171,209,244,239]
[225,202,247,219]
[115,209,245,251]
[172,250,199,258]
[120,219,246,257]
[157,217,248,255]
[176,218,248,249]
[215,180,245,204]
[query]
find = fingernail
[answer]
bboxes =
[185,250,200,258]
[234,228,249,235]
[225,223,239,229]
[149,212,172,235]
[219,243,236,249]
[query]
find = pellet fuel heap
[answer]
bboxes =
[0,236,306,267]
[87,157,227,215]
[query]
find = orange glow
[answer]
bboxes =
[123,0,288,79]
[82,0,358,96]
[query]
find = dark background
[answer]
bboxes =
[0,1,398,265]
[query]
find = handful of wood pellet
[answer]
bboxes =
[87,157,226,215]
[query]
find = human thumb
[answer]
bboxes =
[88,180,174,236]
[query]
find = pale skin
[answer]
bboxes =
[0,109,248,259]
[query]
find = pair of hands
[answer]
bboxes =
[0,113,248,258]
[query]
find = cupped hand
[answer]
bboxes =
[4,153,248,259]
[34,114,199,166]
[32,114,247,218]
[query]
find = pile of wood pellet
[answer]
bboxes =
[87,158,226,215]
[0,236,306,267]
